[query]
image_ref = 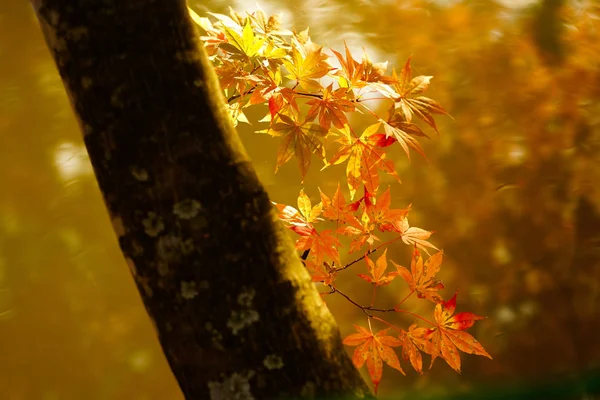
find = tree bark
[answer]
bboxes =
[30,0,371,398]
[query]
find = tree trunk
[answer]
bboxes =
[30,0,371,398]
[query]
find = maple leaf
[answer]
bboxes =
[330,42,363,88]
[247,8,292,37]
[364,187,411,233]
[333,187,410,254]
[327,123,400,199]
[343,325,405,393]
[369,133,396,148]
[358,249,399,286]
[215,61,248,93]
[381,119,426,161]
[275,190,340,265]
[296,229,341,266]
[297,189,323,224]
[221,19,266,57]
[390,57,450,132]
[396,217,438,252]
[305,84,355,130]
[319,184,351,222]
[392,247,445,303]
[272,201,313,237]
[283,41,332,91]
[339,209,380,254]
[265,88,299,120]
[387,111,430,138]
[269,113,327,179]
[399,324,437,374]
[360,52,395,85]
[427,292,492,373]
[305,259,337,285]
[331,43,394,88]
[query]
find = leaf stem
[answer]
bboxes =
[395,309,435,326]
[395,289,415,309]
[371,316,404,334]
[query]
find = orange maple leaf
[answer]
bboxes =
[327,123,400,199]
[364,187,411,232]
[269,113,327,179]
[273,189,323,236]
[358,249,399,286]
[381,119,427,161]
[392,247,445,303]
[283,41,332,91]
[319,184,352,222]
[390,57,450,132]
[305,259,337,285]
[296,229,341,266]
[360,52,395,85]
[399,324,437,374]
[343,325,405,393]
[331,42,394,89]
[339,211,380,254]
[330,42,363,88]
[305,84,355,130]
[427,292,492,373]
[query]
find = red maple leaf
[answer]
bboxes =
[427,292,492,373]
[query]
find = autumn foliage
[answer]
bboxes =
[191,6,491,393]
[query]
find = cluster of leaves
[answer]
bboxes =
[274,185,491,391]
[190,6,490,393]
[190,6,448,198]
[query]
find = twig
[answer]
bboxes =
[336,248,377,271]
[335,235,404,272]
[327,284,371,316]
[227,89,255,103]
[327,284,395,317]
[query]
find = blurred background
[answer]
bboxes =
[1,0,599,398]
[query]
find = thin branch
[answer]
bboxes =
[296,92,324,99]
[327,284,396,317]
[328,284,372,317]
[336,248,377,271]
[336,235,404,272]
[227,89,255,103]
